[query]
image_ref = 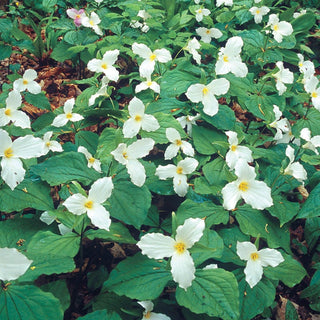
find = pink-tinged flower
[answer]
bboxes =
[66,8,86,27]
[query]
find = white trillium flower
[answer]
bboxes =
[216,0,233,6]
[222,160,273,210]
[269,105,290,142]
[249,6,270,24]
[0,248,33,281]
[0,90,30,128]
[81,12,103,36]
[196,27,222,43]
[78,146,102,173]
[297,54,315,80]
[273,61,294,96]
[267,14,293,43]
[0,129,44,190]
[195,8,210,22]
[42,131,63,154]
[13,69,41,94]
[132,43,172,77]
[138,301,171,320]
[293,9,306,18]
[64,177,114,231]
[237,241,284,288]
[186,78,230,116]
[111,138,155,187]
[123,97,160,138]
[225,131,253,170]
[89,76,110,106]
[164,128,194,160]
[300,128,320,155]
[135,73,160,94]
[87,50,120,82]
[176,113,200,136]
[304,76,320,111]
[215,36,248,78]
[137,217,205,290]
[284,145,307,183]
[185,38,202,65]
[155,157,198,197]
[52,98,84,127]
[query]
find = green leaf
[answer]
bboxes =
[24,92,51,110]
[41,280,70,312]
[293,109,320,136]
[200,105,236,131]
[78,310,121,320]
[42,0,57,10]
[31,151,101,186]
[103,253,171,300]
[292,13,316,34]
[296,183,320,219]
[0,44,12,60]
[176,269,239,320]
[285,300,299,320]
[75,130,99,155]
[0,285,64,320]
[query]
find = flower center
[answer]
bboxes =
[134,115,142,122]
[46,141,51,147]
[206,29,210,34]
[147,81,152,86]
[84,200,93,209]
[101,63,107,69]
[23,79,28,85]
[66,113,73,119]
[250,252,259,261]
[198,9,202,14]
[174,242,186,254]
[298,62,303,67]
[311,91,318,98]
[256,10,260,14]
[150,54,156,61]
[175,139,182,146]
[4,148,14,158]
[202,87,209,95]
[76,14,81,19]
[176,166,183,174]
[273,24,279,31]
[231,145,237,152]
[88,157,95,164]
[89,20,94,26]
[238,181,249,191]
[4,109,11,116]
[223,55,229,62]
[122,152,128,159]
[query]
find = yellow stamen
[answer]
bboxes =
[298,62,303,67]
[147,81,152,86]
[88,157,95,164]
[46,142,51,147]
[223,55,229,62]
[174,242,186,254]
[4,148,14,158]
[4,109,11,116]
[122,152,128,159]
[23,79,28,85]
[256,10,260,14]
[144,311,151,319]
[89,20,94,26]
[66,113,73,119]
[134,115,142,122]
[206,29,210,34]
[202,87,209,95]
[175,139,182,146]
[76,14,81,19]
[198,9,202,13]
[250,252,259,261]
[101,63,107,69]
[176,166,183,174]
[150,54,156,61]
[273,24,279,31]
[231,145,237,152]
[84,200,93,209]
[311,92,318,98]
[238,181,249,192]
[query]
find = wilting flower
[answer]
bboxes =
[267,14,293,43]
[52,98,84,127]
[237,241,284,288]
[66,8,86,26]
[249,6,270,24]
[64,177,114,231]
[195,8,210,22]
[300,128,320,155]
[284,145,307,183]
[304,75,320,111]
[0,90,30,128]
[78,146,101,173]
[138,301,171,320]
[196,27,222,43]
[137,217,205,290]
[155,157,198,197]
[81,12,103,36]
[273,61,294,96]
[176,113,200,136]
[13,69,41,94]
[89,76,110,106]
[222,160,273,210]
[42,131,63,154]
[185,38,201,65]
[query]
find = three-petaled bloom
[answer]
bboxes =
[66,8,86,27]
[155,157,198,197]
[137,217,205,290]
[0,90,30,128]
[215,36,248,78]
[64,177,114,231]
[297,54,315,80]
[78,146,102,173]
[0,129,44,190]
[87,50,120,82]
[196,27,222,43]
[111,138,155,187]
[185,38,201,65]
[186,78,230,116]
[249,6,270,24]
[237,241,284,288]
[52,98,84,127]
[0,247,33,281]
[132,43,172,77]
[123,97,160,138]
[13,69,41,94]
[300,128,320,155]
[273,61,294,96]
[304,75,320,111]
[267,14,293,43]
[81,12,103,36]
[164,128,194,160]
[222,160,273,210]
[135,73,160,94]
[284,145,307,183]
[269,105,291,143]
[195,8,210,22]
[138,301,171,320]
[42,131,63,154]
[225,131,253,170]
[176,113,200,136]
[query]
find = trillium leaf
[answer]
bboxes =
[24,92,51,110]
[200,105,236,131]
[296,183,320,219]
[78,310,122,320]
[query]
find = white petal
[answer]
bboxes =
[78,146,92,159]
[149,81,160,93]
[11,111,31,128]
[140,60,156,78]
[40,211,55,225]
[138,301,154,313]
[127,159,146,187]
[12,135,44,159]
[141,114,160,132]
[236,241,257,261]
[103,66,119,82]
[0,129,12,155]
[88,177,114,203]
[235,146,253,163]
[231,61,248,78]
[154,48,172,63]
[1,157,25,190]
[128,97,145,117]
[132,43,152,59]
[52,114,68,127]
[207,78,230,96]
[92,159,102,172]
[166,127,181,143]
[135,82,149,93]
[225,36,243,56]
[64,193,87,215]
[244,259,263,288]
[278,21,293,36]
[173,174,189,197]
[300,128,311,141]
[6,90,22,110]
[70,113,84,122]
[64,98,75,114]
[87,59,104,73]
[123,118,142,138]
[225,150,238,170]
[222,181,241,210]
[242,180,273,210]
[175,218,205,248]
[26,81,41,94]
[155,164,177,179]
[58,224,72,235]
[186,84,205,103]
[164,144,179,160]
[87,204,111,231]
[179,157,198,174]
[181,141,194,157]
[0,110,9,127]
[215,59,231,75]
[234,160,256,180]
[13,79,25,92]
[258,248,284,267]
[111,143,128,165]
[23,69,37,81]
[171,251,195,290]
[127,138,154,159]
[226,130,238,146]
[285,145,295,162]
[202,92,219,116]
[288,162,307,182]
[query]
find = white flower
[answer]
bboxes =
[138,301,171,320]
[267,14,293,43]
[164,128,194,160]
[237,241,284,288]
[300,128,320,155]
[81,12,103,36]
[249,6,270,24]
[304,76,320,111]
[297,54,315,80]
[123,97,159,138]
[225,131,253,170]
[64,177,114,231]
[132,43,172,77]
[0,90,30,128]
[269,105,291,142]
[273,61,294,96]
[42,131,63,154]
[196,27,222,43]
[87,50,120,82]
[293,9,306,18]
[137,217,205,290]
[13,69,41,94]
[52,98,84,127]
[176,113,200,136]
[254,0,262,2]
[40,211,72,235]
[111,138,155,187]
[89,76,110,106]
[284,145,307,183]
[185,38,202,65]
[215,36,248,78]
[195,8,210,22]
[0,129,44,190]
[0,248,33,281]
[78,146,102,173]
[186,78,230,116]
[135,73,160,94]
[222,160,273,210]
[155,157,198,197]
[216,0,233,6]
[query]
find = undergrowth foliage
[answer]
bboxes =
[0,0,320,319]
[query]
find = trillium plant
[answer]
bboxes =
[0,0,319,319]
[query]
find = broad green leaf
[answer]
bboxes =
[304,217,320,250]
[244,94,277,122]
[24,92,51,110]
[78,310,121,320]
[176,269,239,320]
[296,183,320,219]
[147,98,186,113]
[42,0,57,10]
[103,253,171,300]
[0,44,12,60]
[293,109,320,136]
[200,105,236,131]
[75,131,99,155]
[292,13,316,34]
[285,300,299,320]
[41,280,70,312]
